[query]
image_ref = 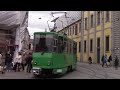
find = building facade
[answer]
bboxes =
[54,11,112,64]
[0,11,29,60]
[111,11,120,66]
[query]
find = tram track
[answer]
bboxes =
[89,64,120,79]
[76,64,108,79]
[88,64,108,79]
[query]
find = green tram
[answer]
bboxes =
[32,32,77,76]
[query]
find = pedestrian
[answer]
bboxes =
[101,54,108,67]
[101,55,104,67]
[6,52,12,72]
[104,54,108,67]
[21,51,26,71]
[107,55,112,66]
[114,56,119,70]
[88,57,92,64]
[0,52,5,74]
[14,52,22,72]
[5,51,10,67]
[26,52,33,73]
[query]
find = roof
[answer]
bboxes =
[55,11,81,32]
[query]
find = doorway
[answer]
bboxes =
[97,37,100,63]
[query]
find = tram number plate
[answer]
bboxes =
[57,69,62,72]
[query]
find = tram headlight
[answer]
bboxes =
[47,61,51,66]
[34,62,37,65]
[32,60,37,65]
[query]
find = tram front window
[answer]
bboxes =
[34,34,53,52]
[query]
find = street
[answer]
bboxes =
[0,62,120,79]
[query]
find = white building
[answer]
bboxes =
[0,11,29,60]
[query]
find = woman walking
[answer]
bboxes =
[14,52,22,72]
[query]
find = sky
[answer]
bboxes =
[28,11,65,39]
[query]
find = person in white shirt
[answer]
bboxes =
[14,52,22,72]
[0,52,3,66]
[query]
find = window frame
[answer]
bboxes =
[79,41,81,52]
[85,18,87,30]
[75,24,78,35]
[90,39,93,52]
[97,11,100,26]
[106,35,109,52]
[84,40,86,53]
[106,11,110,22]
[91,14,93,28]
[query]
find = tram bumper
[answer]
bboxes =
[32,68,41,75]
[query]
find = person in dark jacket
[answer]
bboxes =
[107,55,112,66]
[26,52,33,73]
[88,57,92,64]
[101,55,104,67]
[5,52,10,66]
[114,56,119,70]
[101,54,107,67]
[6,52,12,72]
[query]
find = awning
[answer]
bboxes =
[0,43,19,47]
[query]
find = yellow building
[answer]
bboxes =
[56,11,111,64]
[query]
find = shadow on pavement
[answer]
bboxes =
[31,74,61,79]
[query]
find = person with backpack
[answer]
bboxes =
[101,54,108,67]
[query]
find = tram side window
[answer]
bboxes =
[58,36,64,53]
[53,39,58,52]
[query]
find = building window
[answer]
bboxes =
[66,30,68,35]
[79,41,81,52]
[79,22,81,32]
[97,11,100,25]
[70,27,71,35]
[91,14,93,28]
[106,36,109,51]
[84,40,86,53]
[90,39,93,52]
[75,24,78,35]
[106,11,110,22]
[97,37,100,47]
[85,18,87,30]
[67,28,69,36]
[72,26,74,34]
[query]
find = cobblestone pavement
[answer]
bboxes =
[0,62,120,79]
[60,62,120,79]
